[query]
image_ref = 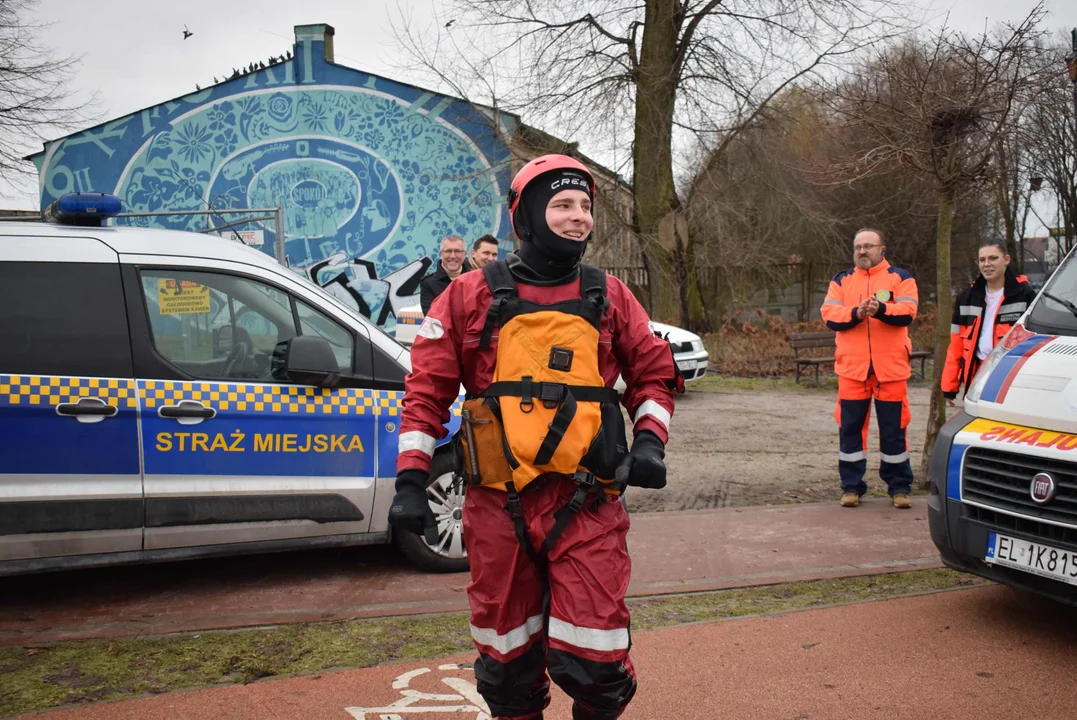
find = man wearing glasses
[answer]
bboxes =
[420,235,471,315]
[820,229,919,510]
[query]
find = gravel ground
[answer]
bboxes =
[628,381,936,513]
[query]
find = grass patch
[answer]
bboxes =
[628,567,975,629]
[690,372,934,394]
[691,374,839,392]
[0,568,982,717]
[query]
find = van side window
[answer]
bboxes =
[0,261,133,377]
[140,270,297,381]
[295,300,355,374]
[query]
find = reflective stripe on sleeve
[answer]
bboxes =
[470,615,544,655]
[896,296,918,304]
[824,299,844,306]
[959,305,982,317]
[881,451,910,463]
[633,399,671,432]
[950,324,961,334]
[998,302,1027,314]
[398,430,436,457]
[548,617,630,652]
[839,450,866,462]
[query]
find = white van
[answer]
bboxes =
[929,249,1077,605]
[0,195,466,576]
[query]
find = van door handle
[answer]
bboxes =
[158,400,216,425]
[56,398,118,424]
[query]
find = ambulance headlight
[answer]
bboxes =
[965,323,1035,404]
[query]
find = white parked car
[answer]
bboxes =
[649,320,710,381]
[614,321,709,393]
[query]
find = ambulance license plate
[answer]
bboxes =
[677,360,695,372]
[985,532,1077,586]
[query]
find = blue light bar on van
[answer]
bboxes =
[42,193,122,226]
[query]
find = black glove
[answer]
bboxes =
[616,430,667,489]
[388,469,439,544]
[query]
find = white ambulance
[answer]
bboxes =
[929,247,1077,605]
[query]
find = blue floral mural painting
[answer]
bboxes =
[30,24,515,333]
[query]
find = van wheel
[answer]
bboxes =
[394,449,470,573]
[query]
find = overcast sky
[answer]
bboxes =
[3,0,1075,215]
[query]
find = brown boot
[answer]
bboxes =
[840,492,860,507]
[892,493,912,509]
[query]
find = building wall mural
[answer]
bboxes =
[31,24,515,333]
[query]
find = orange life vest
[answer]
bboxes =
[473,261,625,493]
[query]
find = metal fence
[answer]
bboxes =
[601,262,845,323]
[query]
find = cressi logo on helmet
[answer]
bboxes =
[549,174,591,192]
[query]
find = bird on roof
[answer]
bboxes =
[195,84,201,91]
[258,61,265,70]
[212,76,218,83]
[285,50,292,60]
[182,25,193,40]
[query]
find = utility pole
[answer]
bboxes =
[1066,29,1077,254]
[1069,29,1077,141]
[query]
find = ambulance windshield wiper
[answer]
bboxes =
[1041,290,1077,319]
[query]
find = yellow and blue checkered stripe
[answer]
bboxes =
[1,375,462,419]
[1,374,141,476]
[139,380,402,417]
[0,374,138,408]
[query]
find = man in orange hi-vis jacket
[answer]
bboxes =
[820,229,919,510]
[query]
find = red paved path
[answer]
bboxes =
[0,498,939,645]
[17,584,1077,720]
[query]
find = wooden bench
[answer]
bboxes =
[789,331,931,385]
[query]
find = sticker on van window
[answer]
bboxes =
[157,279,211,315]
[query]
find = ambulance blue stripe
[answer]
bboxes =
[947,442,969,501]
[978,335,1051,403]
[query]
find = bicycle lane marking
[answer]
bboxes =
[344,663,492,719]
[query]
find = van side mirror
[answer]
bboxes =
[272,335,341,387]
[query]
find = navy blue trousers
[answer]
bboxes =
[836,377,914,495]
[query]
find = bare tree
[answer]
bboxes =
[1023,35,1077,258]
[393,0,907,329]
[0,0,89,187]
[824,5,1052,485]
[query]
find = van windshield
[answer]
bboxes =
[1026,251,1077,337]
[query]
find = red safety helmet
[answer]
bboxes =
[508,154,595,238]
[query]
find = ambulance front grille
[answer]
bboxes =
[962,505,1077,547]
[962,447,1077,528]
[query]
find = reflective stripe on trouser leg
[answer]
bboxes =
[546,486,636,719]
[837,396,871,495]
[463,485,551,718]
[875,394,913,495]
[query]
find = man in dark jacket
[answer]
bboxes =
[419,235,471,314]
